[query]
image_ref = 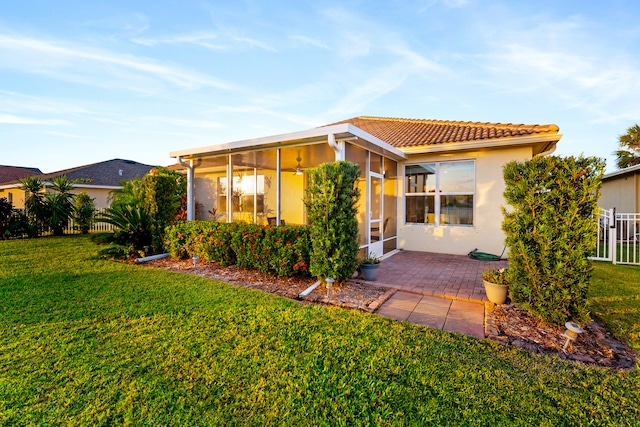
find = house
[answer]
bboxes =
[599,163,640,213]
[169,116,561,257]
[0,159,155,210]
[0,165,43,204]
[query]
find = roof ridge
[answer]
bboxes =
[354,116,556,130]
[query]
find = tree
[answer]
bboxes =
[18,175,46,237]
[98,167,185,255]
[73,192,96,234]
[502,155,605,325]
[614,124,640,169]
[45,175,76,236]
[144,167,187,252]
[304,161,361,283]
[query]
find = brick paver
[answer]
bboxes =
[372,250,508,339]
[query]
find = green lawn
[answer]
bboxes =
[589,261,640,352]
[1,236,638,426]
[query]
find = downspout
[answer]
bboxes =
[177,156,201,221]
[328,133,345,161]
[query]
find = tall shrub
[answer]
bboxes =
[304,161,360,282]
[144,167,187,252]
[73,192,96,234]
[502,155,605,325]
[0,197,12,239]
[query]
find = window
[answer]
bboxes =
[219,174,265,213]
[405,160,474,225]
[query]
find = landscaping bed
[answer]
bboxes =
[145,257,393,311]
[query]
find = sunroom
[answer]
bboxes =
[169,123,406,259]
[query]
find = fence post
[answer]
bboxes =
[609,208,617,265]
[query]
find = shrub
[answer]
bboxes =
[164,220,311,277]
[502,155,605,325]
[144,167,186,253]
[73,192,96,234]
[98,204,152,252]
[0,197,12,239]
[304,161,360,282]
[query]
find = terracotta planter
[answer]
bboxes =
[360,263,380,281]
[483,280,508,304]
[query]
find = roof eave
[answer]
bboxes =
[602,163,640,180]
[397,133,562,156]
[169,123,407,161]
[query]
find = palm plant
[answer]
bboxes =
[98,203,152,251]
[614,124,640,169]
[45,175,76,236]
[18,175,46,236]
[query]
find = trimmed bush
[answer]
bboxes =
[502,155,605,325]
[164,220,311,277]
[304,161,361,282]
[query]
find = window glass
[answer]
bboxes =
[441,195,473,225]
[439,161,474,192]
[404,160,474,226]
[405,163,436,194]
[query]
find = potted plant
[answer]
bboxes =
[360,253,381,281]
[481,267,509,304]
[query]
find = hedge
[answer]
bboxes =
[164,220,311,277]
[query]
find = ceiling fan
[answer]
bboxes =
[294,153,304,175]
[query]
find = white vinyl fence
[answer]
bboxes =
[63,208,113,234]
[591,208,640,265]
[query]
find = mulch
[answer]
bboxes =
[140,257,638,371]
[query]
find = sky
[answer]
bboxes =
[1,0,640,174]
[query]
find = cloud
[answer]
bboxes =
[0,114,71,125]
[133,30,276,52]
[0,90,91,115]
[132,32,225,50]
[0,34,238,92]
[140,116,223,129]
[290,35,330,50]
[45,131,88,138]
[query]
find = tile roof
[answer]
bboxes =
[323,116,560,148]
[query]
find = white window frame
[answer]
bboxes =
[404,160,475,226]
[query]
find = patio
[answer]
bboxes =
[373,250,509,303]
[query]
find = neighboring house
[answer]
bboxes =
[170,116,561,257]
[599,164,640,213]
[0,165,43,205]
[0,159,155,210]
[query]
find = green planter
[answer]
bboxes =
[483,280,508,304]
[360,263,380,281]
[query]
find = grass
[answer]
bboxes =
[589,261,640,351]
[0,236,639,426]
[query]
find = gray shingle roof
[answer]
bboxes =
[1,159,155,187]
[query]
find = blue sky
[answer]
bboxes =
[1,0,639,173]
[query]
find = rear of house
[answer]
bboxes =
[170,116,561,257]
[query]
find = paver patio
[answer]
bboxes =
[374,250,508,303]
[372,250,508,338]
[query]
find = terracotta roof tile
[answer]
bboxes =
[323,116,559,148]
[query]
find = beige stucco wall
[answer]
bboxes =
[71,187,114,210]
[599,173,639,213]
[1,186,118,211]
[397,146,534,256]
